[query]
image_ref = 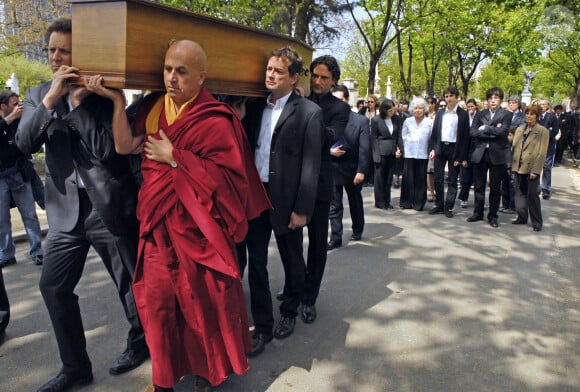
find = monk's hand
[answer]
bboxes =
[288,212,307,230]
[84,75,125,105]
[144,130,174,164]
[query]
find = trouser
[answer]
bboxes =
[0,166,43,260]
[245,209,305,332]
[0,268,9,334]
[373,154,396,207]
[434,143,460,212]
[303,199,331,306]
[400,158,428,211]
[39,189,144,374]
[458,164,473,202]
[329,182,364,243]
[500,170,515,210]
[540,144,555,195]
[514,173,542,227]
[472,150,504,220]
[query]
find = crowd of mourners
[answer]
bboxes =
[1,16,580,392]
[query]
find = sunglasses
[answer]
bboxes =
[366,101,375,104]
[439,104,447,108]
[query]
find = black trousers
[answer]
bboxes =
[0,268,9,335]
[514,173,542,227]
[458,164,473,202]
[434,143,460,212]
[245,210,305,335]
[329,182,364,243]
[400,158,428,211]
[373,154,396,208]
[472,150,504,220]
[303,199,331,306]
[39,190,144,374]
[500,170,515,210]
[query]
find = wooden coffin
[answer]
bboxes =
[69,0,313,96]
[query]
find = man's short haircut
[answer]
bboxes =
[331,84,349,99]
[507,96,520,104]
[271,47,304,77]
[379,99,396,119]
[45,18,72,45]
[310,55,341,81]
[525,104,542,118]
[0,91,18,105]
[486,87,504,100]
[443,86,459,97]
[554,104,563,111]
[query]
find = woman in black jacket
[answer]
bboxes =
[370,99,403,209]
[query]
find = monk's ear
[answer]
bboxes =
[198,70,207,86]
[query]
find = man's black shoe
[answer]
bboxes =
[301,304,317,324]
[276,289,286,301]
[429,206,444,215]
[350,233,362,241]
[247,332,273,357]
[533,224,542,232]
[489,217,499,228]
[37,370,93,392]
[466,214,483,222]
[542,192,551,200]
[327,240,342,250]
[444,210,454,218]
[273,316,295,339]
[109,347,149,375]
[0,257,16,268]
[512,218,527,224]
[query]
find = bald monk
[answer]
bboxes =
[87,40,270,392]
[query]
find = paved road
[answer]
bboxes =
[2,161,579,392]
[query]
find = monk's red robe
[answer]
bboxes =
[132,88,270,388]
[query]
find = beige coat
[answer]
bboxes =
[511,123,549,175]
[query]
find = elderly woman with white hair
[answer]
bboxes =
[400,97,433,211]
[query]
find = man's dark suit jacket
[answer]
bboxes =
[370,114,403,163]
[332,112,371,186]
[16,82,139,236]
[469,107,512,166]
[244,93,324,235]
[428,106,471,162]
[538,111,559,155]
[509,110,526,133]
[308,92,350,202]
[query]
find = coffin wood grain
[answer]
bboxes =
[70,0,313,96]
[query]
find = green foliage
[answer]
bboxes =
[0,55,52,97]
[154,0,345,45]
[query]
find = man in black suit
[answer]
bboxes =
[16,18,147,392]
[327,84,371,249]
[428,86,471,218]
[500,96,526,214]
[302,56,350,324]
[467,87,512,228]
[537,99,559,199]
[242,47,324,356]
